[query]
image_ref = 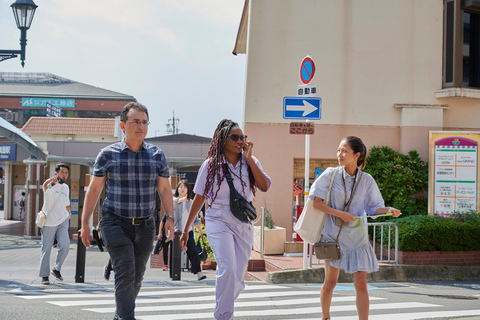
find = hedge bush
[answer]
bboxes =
[374,213,480,252]
[364,146,428,216]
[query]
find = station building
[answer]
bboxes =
[0,72,210,238]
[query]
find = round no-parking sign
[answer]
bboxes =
[299,56,316,84]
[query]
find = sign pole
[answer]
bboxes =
[303,120,310,269]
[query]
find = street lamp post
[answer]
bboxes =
[0,0,38,67]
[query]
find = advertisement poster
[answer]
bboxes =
[429,132,480,216]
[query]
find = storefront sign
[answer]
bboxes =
[0,143,16,161]
[429,132,480,215]
[22,98,75,108]
[177,171,198,183]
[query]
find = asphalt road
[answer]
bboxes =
[2,280,480,320]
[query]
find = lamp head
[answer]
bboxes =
[11,0,38,30]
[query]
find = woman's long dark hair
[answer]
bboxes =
[203,119,256,203]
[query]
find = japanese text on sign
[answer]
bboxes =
[433,137,478,215]
[289,122,314,135]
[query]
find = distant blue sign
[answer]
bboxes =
[71,199,79,215]
[283,97,321,120]
[315,168,324,181]
[22,98,75,108]
[0,143,16,161]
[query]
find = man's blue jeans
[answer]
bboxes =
[101,212,155,320]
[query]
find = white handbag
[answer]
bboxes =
[294,168,337,243]
[36,185,64,228]
[35,209,48,228]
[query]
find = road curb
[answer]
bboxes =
[267,265,480,284]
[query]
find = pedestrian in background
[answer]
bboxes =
[81,102,175,320]
[39,164,71,285]
[158,214,171,271]
[180,119,271,320]
[16,191,26,220]
[173,180,206,281]
[309,136,401,320]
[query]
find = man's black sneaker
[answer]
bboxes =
[41,277,49,285]
[51,269,63,281]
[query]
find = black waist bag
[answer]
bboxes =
[223,164,257,223]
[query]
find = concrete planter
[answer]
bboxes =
[253,226,286,255]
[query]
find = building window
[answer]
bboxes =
[444,0,480,88]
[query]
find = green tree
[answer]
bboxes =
[363,146,428,216]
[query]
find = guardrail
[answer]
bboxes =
[307,221,399,268]
[367,222,399,264]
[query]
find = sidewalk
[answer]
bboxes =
[0,219,215,291]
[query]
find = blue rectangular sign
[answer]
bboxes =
[0,143,16,161]
[22,98,75,109]
[283,97,321,120]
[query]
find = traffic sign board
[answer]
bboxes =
[300,56,316,84]
[283,97,321,120]
[290,122,314,135]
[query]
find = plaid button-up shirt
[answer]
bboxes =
[93,140,169,218]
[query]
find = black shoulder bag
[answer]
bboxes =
[223,163,257,223]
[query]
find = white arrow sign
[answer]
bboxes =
[286,100,318,116]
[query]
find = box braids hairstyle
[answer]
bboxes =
[203,119,256,204]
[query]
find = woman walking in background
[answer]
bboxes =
[309,136,401,320]
[173,180,206,280]
[180,119,271,320]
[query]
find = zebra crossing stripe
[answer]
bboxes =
[136,302,441,320]
[49,289,343,307]
[84,296,383,314]
[19,284,284,300]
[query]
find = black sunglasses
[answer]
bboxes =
[229,134,247,142]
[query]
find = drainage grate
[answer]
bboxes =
[428,294,478,300]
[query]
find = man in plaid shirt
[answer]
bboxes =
[81,102,174,320]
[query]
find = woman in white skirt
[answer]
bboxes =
[309,136,401,320]
[180,119,271,320]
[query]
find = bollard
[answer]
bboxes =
[170,230,182,280]
[75,229,86,283]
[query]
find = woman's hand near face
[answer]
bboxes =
[243,140,270,192]
[243,141,253,160]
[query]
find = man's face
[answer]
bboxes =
[55,167,69,181]
[121,109,149,141]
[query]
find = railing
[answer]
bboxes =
[307,221,399,268]
[367,222,399,264]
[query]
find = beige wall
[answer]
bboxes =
[244,0,443,126]
[241,0,480,238]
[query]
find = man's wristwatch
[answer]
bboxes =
[166,215,174,221]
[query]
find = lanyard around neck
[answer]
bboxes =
[341,167,357,211]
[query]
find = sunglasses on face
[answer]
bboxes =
[229,134,247,142]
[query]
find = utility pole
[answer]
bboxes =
[166,110,180,135]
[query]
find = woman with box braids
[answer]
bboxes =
[180,119,271,320]
[204,119,256,203]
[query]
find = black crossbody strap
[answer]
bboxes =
[223,163,236,190]
[335,169,363,242]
